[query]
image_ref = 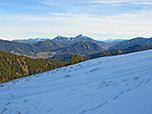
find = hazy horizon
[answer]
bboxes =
[0,34,152,41]
[0,0,152,40]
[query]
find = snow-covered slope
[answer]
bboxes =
[0,50,152,114]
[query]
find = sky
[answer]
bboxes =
[0,0,152,40]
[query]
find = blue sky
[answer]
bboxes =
[0,0,152,40]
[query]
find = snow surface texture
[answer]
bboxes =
[0,50,152,114]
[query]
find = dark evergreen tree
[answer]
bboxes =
[70,55,79,64]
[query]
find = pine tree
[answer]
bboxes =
[79,58,83,62]
[70,55,79,64]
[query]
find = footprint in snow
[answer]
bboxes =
[126,88,132,92]
[135,85,140,88]
[67,89,77,95]
[79,109,87,114]
[120,91,124,95]
[144,78,151,84]
[89,101,108,111]
[112,91,124,101]
[112,96,119,100]
[89,68,100,72]
[47,108,53,112]
[139,81,144,84]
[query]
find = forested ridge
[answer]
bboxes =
[0,51,67,83]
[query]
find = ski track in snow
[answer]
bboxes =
[0,50,152,114]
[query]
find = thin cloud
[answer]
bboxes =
[0,0,152,39]
[93,0,152,5]
[49,12,72,16]
[0,9,152,36]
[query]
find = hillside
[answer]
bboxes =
[0,39,39,56]
[0,50,152,114]
[0,51,67,83]
[49,53,89,62]
[57,41,105,55]
[0,39,105,58]
[89,44,150,59]
[49,44,152,62]
[108,37,152,50]
[33,41,69,52]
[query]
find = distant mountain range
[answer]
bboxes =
[13,34,97,44]
[104,39,124,43]
[13,34,121,49]
[0,39,104,58]
[0,35,152,60]
[13,38,52,44]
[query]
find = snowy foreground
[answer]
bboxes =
[0,50,152,114]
